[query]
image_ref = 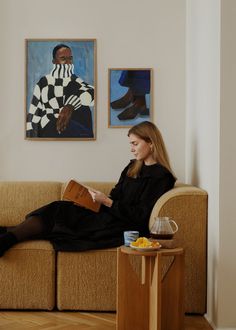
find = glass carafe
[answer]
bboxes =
[150,217,178,240]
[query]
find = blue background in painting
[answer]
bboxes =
[109,70,151,127]
[26,40,95,111]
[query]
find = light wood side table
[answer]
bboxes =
[117,246,184,330]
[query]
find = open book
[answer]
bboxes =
[62,179,101,213]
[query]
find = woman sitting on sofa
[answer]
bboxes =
[0,121,176,256]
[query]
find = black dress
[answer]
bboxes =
[27,162,176,251]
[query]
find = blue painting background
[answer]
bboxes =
[26,40,95,111]
[109,69,151,127]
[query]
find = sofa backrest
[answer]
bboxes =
[0,182,62,226]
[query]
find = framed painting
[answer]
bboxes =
[25,39,96,140]
[108,68,153,128]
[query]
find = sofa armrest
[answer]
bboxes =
[149,184,208,230]
[149,183,208,313]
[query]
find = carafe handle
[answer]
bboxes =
[169,220,178,234]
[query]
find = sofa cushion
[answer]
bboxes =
[57,248,117,311]
[0,241,55,310]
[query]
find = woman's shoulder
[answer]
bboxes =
[141,163,174,180]
[121,160,175,183]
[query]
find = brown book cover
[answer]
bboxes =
[62,179,101,213]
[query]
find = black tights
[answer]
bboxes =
[9,216,50,241]
[0,216,52,256]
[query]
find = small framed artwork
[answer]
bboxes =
[108,68,153,128]
[25,39,96,140]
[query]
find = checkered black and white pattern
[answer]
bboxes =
[26,64,94,135]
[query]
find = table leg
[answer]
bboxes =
[148,254,162,330]
[117,249,150,330]
[159,252,185,330]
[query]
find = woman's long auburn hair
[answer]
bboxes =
[127,121,176,179]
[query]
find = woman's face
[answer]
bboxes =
[129,133,155,165]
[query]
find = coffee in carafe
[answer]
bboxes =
[150,217,178,240]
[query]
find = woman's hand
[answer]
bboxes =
[88,189,113,207]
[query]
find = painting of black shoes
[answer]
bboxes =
[109,69,152,127]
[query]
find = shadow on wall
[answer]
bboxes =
[190,137,199,187]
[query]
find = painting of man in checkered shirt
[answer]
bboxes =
[26,40,96,140]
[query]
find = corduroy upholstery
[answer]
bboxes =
[0,181,207,313]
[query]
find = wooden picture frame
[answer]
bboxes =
[108,68,153,128]
[25,39,97,140]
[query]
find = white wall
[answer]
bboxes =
[186,0,220,327]
[218,0,236,327]
[186,0,236,329]
[0,0,186,182]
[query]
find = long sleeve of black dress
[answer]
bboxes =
[108,161,176,235]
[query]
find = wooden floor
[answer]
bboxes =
[0,311,213,330]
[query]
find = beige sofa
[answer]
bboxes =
[0,181,207,314]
